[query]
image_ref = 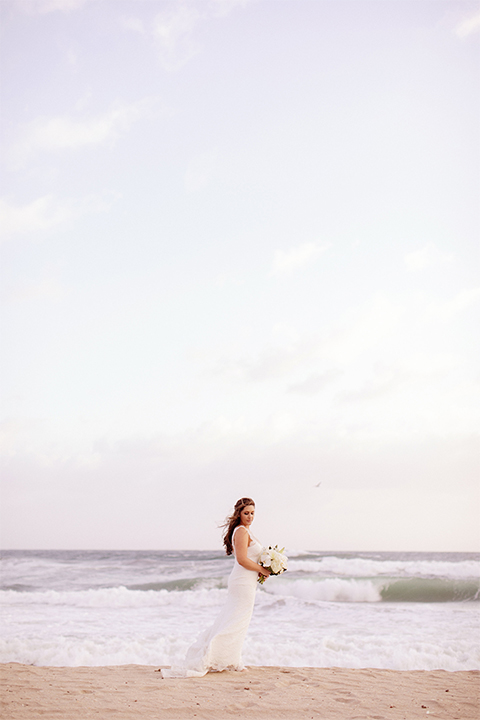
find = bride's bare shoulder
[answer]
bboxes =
[233,525,248,537]
[233,525,252,547]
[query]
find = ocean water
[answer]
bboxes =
[0,549,479,671]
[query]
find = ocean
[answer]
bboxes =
[0,549,478,671]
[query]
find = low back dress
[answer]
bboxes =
[162,526,262,677]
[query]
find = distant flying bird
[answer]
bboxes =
[314,482,322,488]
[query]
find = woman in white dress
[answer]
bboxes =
[161,497,270,678]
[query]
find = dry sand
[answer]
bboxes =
[1,663,478,719]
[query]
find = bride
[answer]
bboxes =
[161,497,270,677]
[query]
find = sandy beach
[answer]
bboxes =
[1,663,478,720]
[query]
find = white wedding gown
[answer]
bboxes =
[162,527,262,678]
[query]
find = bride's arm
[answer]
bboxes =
[234,527,270,576]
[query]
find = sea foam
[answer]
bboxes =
[1,549,478,670]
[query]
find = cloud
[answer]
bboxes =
[340,368,411,404]
[2,419,479,550]
[287,370,342,395]
[150,1,255,69]
[425,287,480,322]
[220,346,304,383]
[455,11,480,38]
[218,335,320,384]
[320,295,405,367]
[152,5,201,70]
[0,193,114,241]
[0,195,71,239]
[17,0,95,13]
[215,286,472,396]
[209,0,257,17]
[216,296,404,386]
[271,242,330,276]
[119,2,254,71]
[13,98,156,164]
[404,242,454,272]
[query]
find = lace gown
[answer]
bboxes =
[162,527,262,678]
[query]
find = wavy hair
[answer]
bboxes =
[222,497,255,556]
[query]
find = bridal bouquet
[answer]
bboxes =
[258,545,288,584]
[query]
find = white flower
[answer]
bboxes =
[270,555,282,573]
[260,550,272,566]
[257,544,288,583]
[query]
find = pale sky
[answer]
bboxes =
[1,0,479,552]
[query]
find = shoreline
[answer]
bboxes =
[1,663,478,719]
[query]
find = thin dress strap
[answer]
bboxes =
[232,525,249,539]
[232,525,250,552]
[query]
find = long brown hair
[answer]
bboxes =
[222,497,255,556]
